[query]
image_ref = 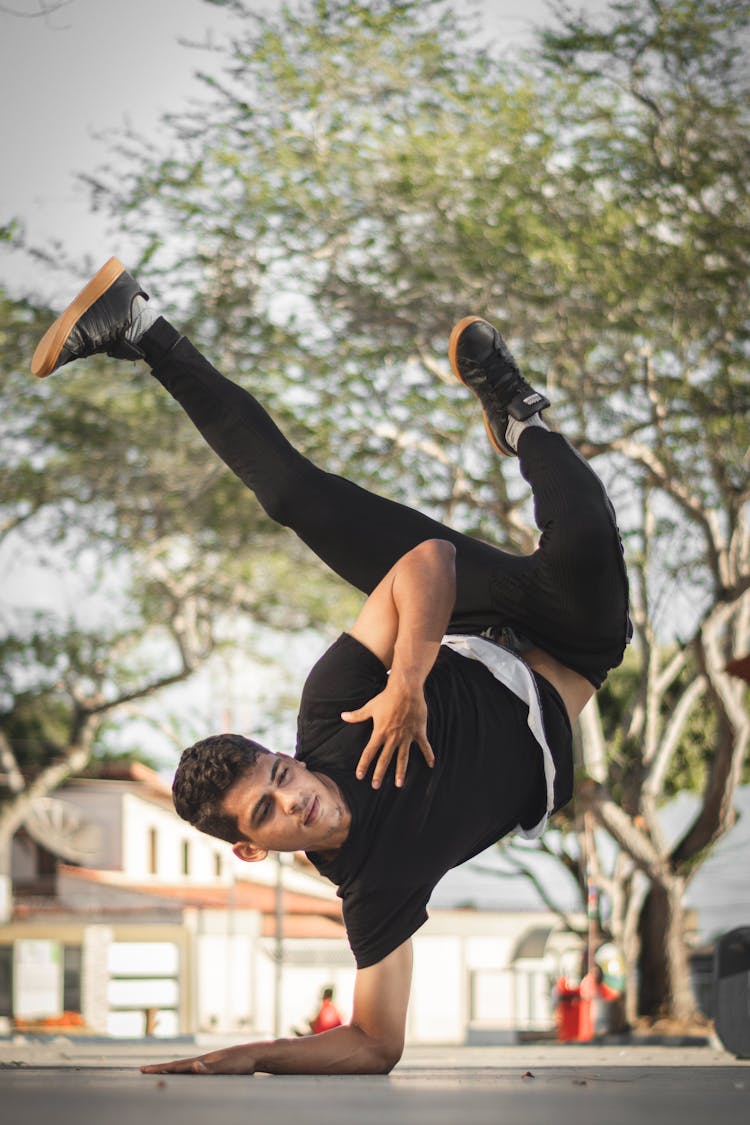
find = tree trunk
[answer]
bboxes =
[621,890,642,1027]
[637,878,697,1022]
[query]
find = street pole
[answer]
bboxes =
[273,853,284,1038]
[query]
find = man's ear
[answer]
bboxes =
[233,841,268,864]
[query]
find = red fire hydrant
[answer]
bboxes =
[554,973,596,1042]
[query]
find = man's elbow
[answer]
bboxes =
[352,1027,404,1074]
[420,537,456,560]
[411,538,456,573]
[369,1039,403,1074]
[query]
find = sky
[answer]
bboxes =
[0,0,610,299]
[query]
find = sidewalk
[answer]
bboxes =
[0,1034,744,1069]
[1,1037,748,1125]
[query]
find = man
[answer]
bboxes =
[32,258,631,1075]
[309,987,344,1036]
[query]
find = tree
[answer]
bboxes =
[0,1,73,20]
[535,0,750,1022]
[8,0,749,1019]
[0,281,360,912]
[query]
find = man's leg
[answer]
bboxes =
[448,317,632,686]
[32,261,630,685]
[138,318,517,608]
[143,320,630,686]
[30,259,518,616]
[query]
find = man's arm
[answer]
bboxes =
[343,538,456,788]
[141,940,413,1076]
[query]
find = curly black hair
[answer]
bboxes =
[172,733,270,843]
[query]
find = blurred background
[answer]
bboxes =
[0,0,748,1046]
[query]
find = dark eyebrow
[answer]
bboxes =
[250,757,281,830]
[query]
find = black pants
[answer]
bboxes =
[142,319,631,688]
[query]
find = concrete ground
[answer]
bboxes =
[1,1037,748,1125]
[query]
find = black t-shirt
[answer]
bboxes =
[296,633,572,969]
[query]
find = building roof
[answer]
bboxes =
[260,915,346,939]
[59,864,344,920]
[13,863,346,941]
[65,761,174,807]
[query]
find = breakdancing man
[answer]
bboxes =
[32,259,630,1074]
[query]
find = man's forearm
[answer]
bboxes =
[344,538,457,786]
[389,538,456,685]
[142,1022,399,1076]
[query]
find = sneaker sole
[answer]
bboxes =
[448,315,512,457]
[31,256,126,378]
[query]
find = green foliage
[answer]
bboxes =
[78,747,161,775]
[82,0,748,549]
[5,0,746,779]
[0,277,359,792]
[0,690,72,780]
[597,645,720,804]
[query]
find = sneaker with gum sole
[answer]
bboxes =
[31,257,149,378]
[448,316,550,455]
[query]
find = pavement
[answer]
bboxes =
[1,1037,748,1125]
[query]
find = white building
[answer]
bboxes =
[1,763,584,1042]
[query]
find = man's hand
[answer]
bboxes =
[342,674,435,788]
[345,539,456,789]
[141,1043,257,1075]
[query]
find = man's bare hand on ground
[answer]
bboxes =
[342,675,434,788]
[141,1043,257,1075]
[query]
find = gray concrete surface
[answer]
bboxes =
[1,1039,748,1125]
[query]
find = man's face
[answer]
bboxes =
[221,752,351,861]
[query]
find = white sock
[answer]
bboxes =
[126,294,159,343]
[504,412,549,452]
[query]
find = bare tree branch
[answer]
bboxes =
[0,0,73,20]
[643,673,708,800]
[469,851,585,935]
[0,711,96,844]
[578,695,607,783]
[0,731,24,794]
[577,780,664,879]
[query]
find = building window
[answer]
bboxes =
[181,840,190,876]
[0,945,12,1018]
[63,946,82,1013]
[148,827,158,875]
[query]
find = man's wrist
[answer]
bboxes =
[390,639,440,685]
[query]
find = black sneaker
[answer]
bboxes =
[31,257,149,378]
[448,316,550,456]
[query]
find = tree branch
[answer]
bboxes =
[470,849,585,935]
[655,645,690,697]
[577,780,665,879]
[0,0,73,19]
[87,665,200,716]
[609,435,725,583]
[0,731,24,794]
[0,711,97,844]
[672,605,750,868]
[577,695,607,783]
[643,674,708,800]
